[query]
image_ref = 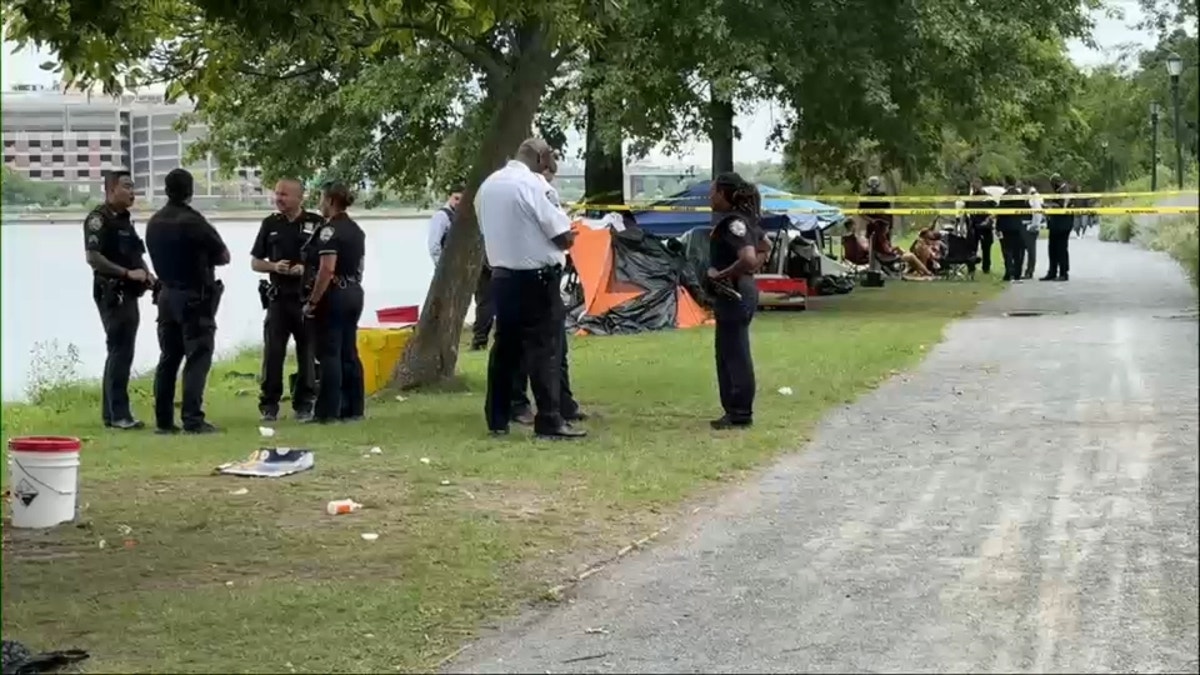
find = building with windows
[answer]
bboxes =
[1,85,264,202]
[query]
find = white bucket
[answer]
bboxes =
[7,436,82,529]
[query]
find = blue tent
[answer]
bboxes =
[631,181,843,238]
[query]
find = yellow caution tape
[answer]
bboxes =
[566,204,1200,216]
[572,188,1193,205]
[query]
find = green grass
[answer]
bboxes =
[1,279,1002,673]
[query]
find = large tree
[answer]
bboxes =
[4,0,617,388]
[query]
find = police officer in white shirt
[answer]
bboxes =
[476,138,585,440]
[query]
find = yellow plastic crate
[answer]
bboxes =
[357,326,414,396]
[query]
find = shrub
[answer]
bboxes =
[1099,215,1138,243]
[1151,215,1200,288]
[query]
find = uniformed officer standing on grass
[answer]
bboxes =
[84,170,155,430]
[475,137,586,440]
[145,169,230,434]
[301,181,367,424]
[706,172,765,430]
[251,178,323,422]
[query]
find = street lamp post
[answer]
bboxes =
[1166,52,1184,190]
[1150,101,1161,192]
[1101,139,1111,191]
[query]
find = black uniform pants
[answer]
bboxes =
[313,283,365,421]
[1047,226,1072,278]
[153,287,217,430]
[971,227,994,274]
[713,279,758,423]
[1021,229,1039,278]
[260,297,316,412]
[93,291,139,425]
[512,323,577,419]
[472,265,495,348]
[485,266,564,433]
[999,229,1024,280]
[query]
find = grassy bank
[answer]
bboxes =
[1,280,1001,673]
[1096,176,1198,288]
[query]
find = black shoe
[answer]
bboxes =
[1056,273,1069,282]
[535,424,587,440]
[155,425,181,435]
[294,409,314,422]
[340,415,365,423]
[183,422,219,434]
[511,411,535,426]
[260,409,278,422]
[489,428,510,437]
[710,416,752,430]
[1039,275,1058,282]
[109,418,145,430]
[470,342,488,352]
[301,416,335,425]
[563,410,589,422]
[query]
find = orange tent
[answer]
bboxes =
[567,222,710,336]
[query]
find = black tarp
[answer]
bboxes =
[565,227,706,336]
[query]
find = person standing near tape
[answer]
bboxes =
[996,175,1025,282]
[84,170,155,430]
[966,177,995,274]
[1041,173,1072,282]
[1021,185,1044,280]
[706,173,765,430]
[476,137,585,440]
[251,178,322,422]
[508,166,585,426]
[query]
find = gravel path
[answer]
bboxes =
[449,232,1200,674]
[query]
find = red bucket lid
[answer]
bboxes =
[7,436,82,452]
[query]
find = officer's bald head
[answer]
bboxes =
[515,138,558,176]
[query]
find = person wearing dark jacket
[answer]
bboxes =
[145,169,231,434]
[995,175,1025,282]
[1041,174,1073,282]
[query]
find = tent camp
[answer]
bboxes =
[565,222,710,336]
[632,182,844,238]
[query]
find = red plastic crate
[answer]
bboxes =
[376,305,419,324]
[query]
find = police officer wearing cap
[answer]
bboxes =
[145,168,231,434]
[84,170,155,430]
[1041,173,1072,282]
[252,178,323,421]
[301,181,366,424]
[706,172,765,430]
[476,137,585,440]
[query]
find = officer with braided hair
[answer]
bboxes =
[705,172,766,430]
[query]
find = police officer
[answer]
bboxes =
[706,172,764,430]
[145,169,231,434]
[996,175,1025,282]
[301,181,366,424]
[475,137,585,440]
[84,170,155,430]
[1041,173,1073,282]
[509,166,585,425]
[251,178,323,421]
[966,177,996,274]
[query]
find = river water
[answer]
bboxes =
[1,217,432,401]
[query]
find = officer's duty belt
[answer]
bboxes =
[333,275,362,288]
[492,264,563,279]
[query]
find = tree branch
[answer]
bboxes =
[375,22,505,80]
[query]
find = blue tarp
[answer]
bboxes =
[632,181,843,238]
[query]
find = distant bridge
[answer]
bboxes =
[554,167,701,200]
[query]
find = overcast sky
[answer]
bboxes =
[1,2,1161,165]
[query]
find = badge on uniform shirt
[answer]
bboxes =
[729,220,747,237]
[545,189,560,207]
[86,213,103,232]
[303,221,315,234]
[318,226,334,242]
[86,234,100,247]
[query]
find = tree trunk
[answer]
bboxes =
[710,92,735,176]
[584,96,625,206]
[392,25,556,389]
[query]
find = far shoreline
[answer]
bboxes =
[2,208,438,225]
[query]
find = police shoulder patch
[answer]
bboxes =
[318,226,334,242]
[86,213,103,232]
[729,220,747,237]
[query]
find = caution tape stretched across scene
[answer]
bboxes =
[564,204,1200,217]
[612,189,1194,204]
